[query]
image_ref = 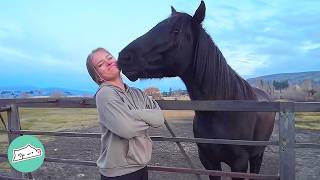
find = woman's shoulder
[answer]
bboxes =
[128,86,146,97]
[128,86,142,93]
[95,85,118,101]
[96,85,114,94]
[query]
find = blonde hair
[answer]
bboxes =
[86,48,110,85]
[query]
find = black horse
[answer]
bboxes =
[118,1,275,180]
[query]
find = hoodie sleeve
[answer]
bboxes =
[96,87,150,139]
[131,89,165,128]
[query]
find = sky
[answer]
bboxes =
[0,0,319,92]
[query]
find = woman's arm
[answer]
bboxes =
[131,89,165,128]
[96,88,150,139]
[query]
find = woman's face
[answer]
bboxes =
[91,50,120,82]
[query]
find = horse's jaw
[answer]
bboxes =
[127,76,139,82]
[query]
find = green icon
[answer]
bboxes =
[7,135,45,173]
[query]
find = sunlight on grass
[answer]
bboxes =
[295,112,320,131]
[162,110,194,120]
[19,108,99,131]
[0,161,11,171]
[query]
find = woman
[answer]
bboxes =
[86,47,164,180]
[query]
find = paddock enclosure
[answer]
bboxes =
[0,98,320,180]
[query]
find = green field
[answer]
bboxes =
[0,108,319,170]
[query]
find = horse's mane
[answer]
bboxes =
[192,27,256,100]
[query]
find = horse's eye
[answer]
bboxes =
[172,29,180,34]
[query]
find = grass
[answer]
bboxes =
[162,110,194,120]
[19,108,99,131]
[295,112,320,131]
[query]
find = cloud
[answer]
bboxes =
[300,41,320,53]
[0,0,319,91]
[0,46,33,60]
[201,0,320,77]
[0,23,24,40]
[0,45,84,73]
[222,47,270,76]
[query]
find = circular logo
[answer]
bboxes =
[7,135,45,173]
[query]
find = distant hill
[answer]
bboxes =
[246,71,320,86]
[0,86,94,99]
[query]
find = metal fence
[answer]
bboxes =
[0,97,320,180]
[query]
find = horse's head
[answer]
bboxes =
[118,1,206,81]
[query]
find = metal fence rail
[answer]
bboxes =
[0,98,320,180]
[0,97,319,112]
[1,130,319,148]
[0,154,279,180]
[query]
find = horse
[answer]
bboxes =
[118,1,275,180]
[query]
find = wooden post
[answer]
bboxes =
[7,104,23,178]
[279,102,295,180]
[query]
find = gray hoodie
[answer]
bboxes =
[95,82,164,177]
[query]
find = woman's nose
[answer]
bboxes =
[107,60,114,65]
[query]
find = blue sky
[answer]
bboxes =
[0,0,319,92]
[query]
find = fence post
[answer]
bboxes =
[279,102,295,180]
[7,104,23,178]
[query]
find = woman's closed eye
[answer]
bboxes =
[98,62,106,67]
[106,55,113,61]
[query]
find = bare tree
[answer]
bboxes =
[273,80,289,94]
[144,87,162,100]
[302,79,317,98]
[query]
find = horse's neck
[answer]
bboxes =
[181,42,254,100]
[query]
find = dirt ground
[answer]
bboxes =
[1,118,319,180]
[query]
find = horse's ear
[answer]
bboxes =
[192,1,206,24]
[171,6,177,15]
